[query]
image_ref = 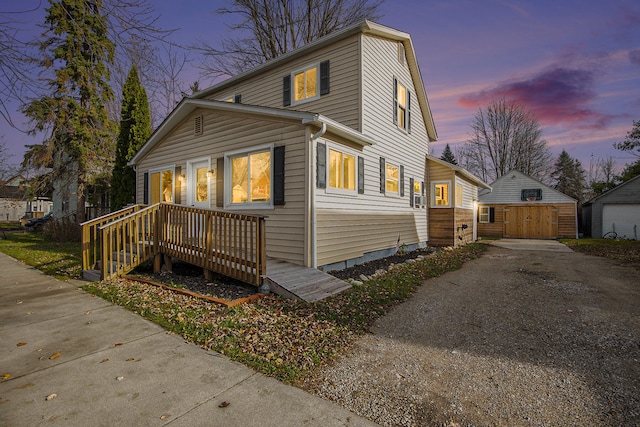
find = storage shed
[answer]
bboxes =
[426,156,491,247]
[582,174,640,240]
[478,170,578,239]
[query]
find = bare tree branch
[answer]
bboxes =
[193,0,383,78]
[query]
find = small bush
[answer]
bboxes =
[44,217,81,242]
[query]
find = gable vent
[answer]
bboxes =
[194,114,203,135]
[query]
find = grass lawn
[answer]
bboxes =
[0,231,82,280]
[561,238,640,268]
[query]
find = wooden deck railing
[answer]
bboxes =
[99,204,160,280]
[94,203,267,286]
[157,205,267,286]
[81,204,147,271]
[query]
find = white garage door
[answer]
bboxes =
[602,204,640,240]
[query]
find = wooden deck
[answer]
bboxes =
[265,258,351,302]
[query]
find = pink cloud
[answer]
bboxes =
[457,67,615,129]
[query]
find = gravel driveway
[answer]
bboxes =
[305,241,640,426]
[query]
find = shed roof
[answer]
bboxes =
[478,170,576,204]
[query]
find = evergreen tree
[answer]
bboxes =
[111,66,150,210]
[550,149,585,202]
[440,144,457,165]
[22,0,115,223]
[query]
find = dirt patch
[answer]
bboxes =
[305,244,640,426]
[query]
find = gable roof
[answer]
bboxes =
[129,99,375,165]
[191,20,437,142]
[479,170,576,204]
[583,174,640,206]
[426,155,491,189]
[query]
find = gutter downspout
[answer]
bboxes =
[309,120,327,269]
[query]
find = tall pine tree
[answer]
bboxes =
[551,150,585,202]
[111,66,150,210]
[23,0,115,223]
[440,143,457,165]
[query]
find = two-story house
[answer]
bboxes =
[129,20,439,272]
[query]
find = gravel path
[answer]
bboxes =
[305,244,640,426]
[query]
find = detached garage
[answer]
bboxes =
[478,170,578,239]
[582,175,640,240]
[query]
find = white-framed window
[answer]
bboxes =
[222,94,241,103]
[456,183,463,207]
[479,206,490,223]
[393,77,411,132]
[386,162,400,195]
[328,147,357,192]
[292,63,319,104]
[225,144,272,209]
[431,181,450,207]
[149,166,175,204]
[413,179,424,208]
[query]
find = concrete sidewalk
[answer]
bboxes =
[489,238,574,253]
[0,252,376,427]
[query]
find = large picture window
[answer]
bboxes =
[229,149,271,206]
[329,148,356,191]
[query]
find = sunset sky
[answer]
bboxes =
[2,0,639,177]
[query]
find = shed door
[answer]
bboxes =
[602,204,640,239]
[504,205,558,239]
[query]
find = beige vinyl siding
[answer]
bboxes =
[204,35,362,131]
[316,210,422,266]
[479,170,576,204]
[312,35,433,266]
[136,109,308,265]
[456,177,478,209]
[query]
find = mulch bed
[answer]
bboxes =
[127,247,438,306]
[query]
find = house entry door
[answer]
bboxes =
[187,160,210,209]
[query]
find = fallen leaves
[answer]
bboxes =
[45,393,57,401]
[17,342,27,347]
[49,351,61,360]
[2,373,11,380]
[218,401,230,408]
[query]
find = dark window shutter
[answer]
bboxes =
[274,146,285,205]
[234,94,242,103]
[143,172,149,204]
[489,207,495,223]
[174,166,181,204]
[316,142,326,189]
[407,92,411,133]
[393,78,398,125]
[380,157,386,193]
[400,165,405,197]
[216,157,224,207]
[357,156,365,194]
[320,60,330,95]
[409,177,414,207]
[283,75,291,106]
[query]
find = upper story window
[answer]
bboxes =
[329,148,356,191]
[222,94,241,103]
[393,78,411,133]
[283,60,330,106]
[294,65,318,103]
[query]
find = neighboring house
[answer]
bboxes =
[426,155,491,247]
[0,175,52,222]
[129,20,439,271]
[582,175,640,240]
[478,170,578,239]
